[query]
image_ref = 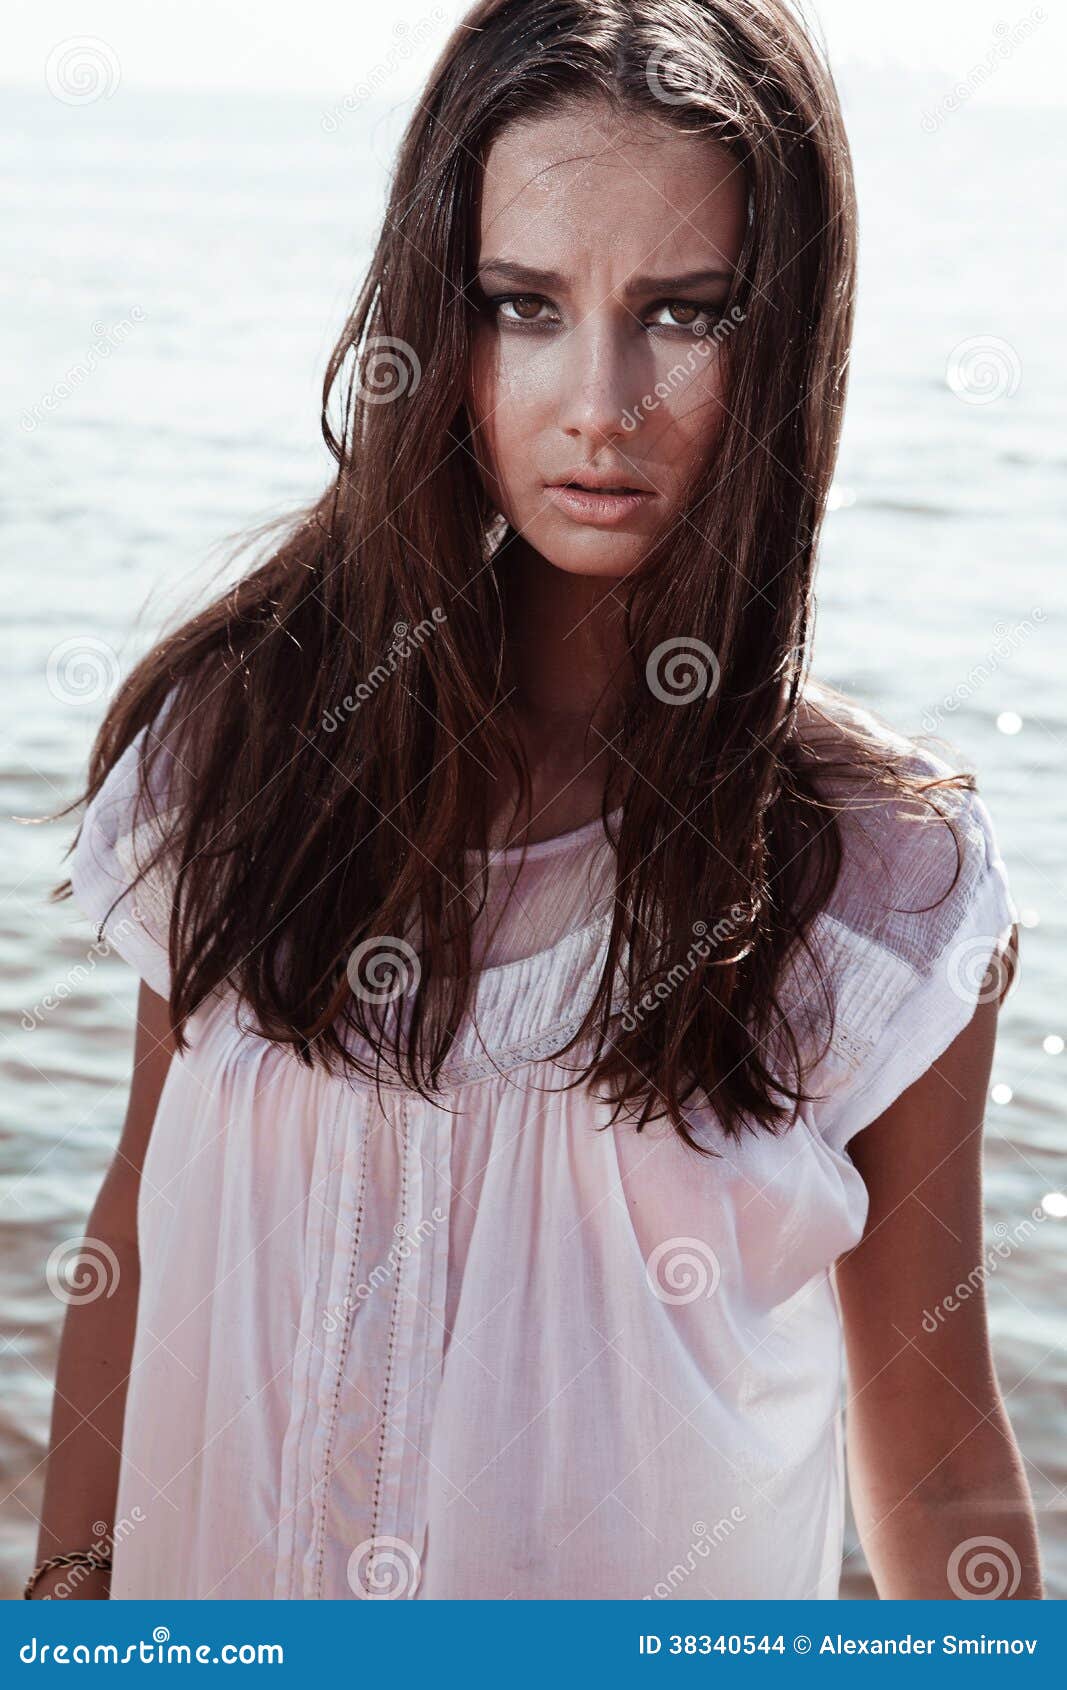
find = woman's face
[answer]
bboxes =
[469,99,747,582]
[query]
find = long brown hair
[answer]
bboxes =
[52,0,987,1150]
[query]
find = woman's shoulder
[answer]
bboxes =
[782,679,1018,1150]
[794,677,1008,953]
[66,677,196,999]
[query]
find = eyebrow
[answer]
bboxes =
[475,260,734,295]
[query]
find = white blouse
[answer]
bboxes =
[67,689,1016,1600]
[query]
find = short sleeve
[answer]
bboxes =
[806,784,1018,1156]
[67,699,184,1001]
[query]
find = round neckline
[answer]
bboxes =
[463,803,624,865]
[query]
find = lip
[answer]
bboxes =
[544,480,655,528]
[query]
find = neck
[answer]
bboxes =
[487,541,631,839]
[502,541,629,737]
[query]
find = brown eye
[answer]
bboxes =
[490,293,560,327]
[646,299,723,334]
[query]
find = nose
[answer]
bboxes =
[556,314,637,447]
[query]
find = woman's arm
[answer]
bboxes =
[833,974,1044,1600]
[30,982,175,1598]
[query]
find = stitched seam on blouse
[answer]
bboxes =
[780,910,919,1075]
[367,1094,409,1581]
[827,1023,875,1069]
[311,1101,372,1596]
[280,1098,345,1598]
[406,1124,447,1573]
[420,989,632,1092]
[401,1015,591,1089]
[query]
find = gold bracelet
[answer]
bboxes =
[24,1547,112,1599]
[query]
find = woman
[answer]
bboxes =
[33,0,1041,1600]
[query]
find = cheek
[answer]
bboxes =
[468,334,507,495]
[468,331,550,500]
[644,345,729,463]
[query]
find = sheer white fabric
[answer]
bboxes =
[460,808,621,969]
[66,687,1016,1600]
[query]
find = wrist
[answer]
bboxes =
[25,1550,112,1600]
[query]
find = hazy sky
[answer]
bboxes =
[10,0,1064,102]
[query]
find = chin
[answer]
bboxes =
[534,523,651,582]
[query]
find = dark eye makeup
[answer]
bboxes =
[477,287,726,335]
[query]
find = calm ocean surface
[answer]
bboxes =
[2,74,1064,1599]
